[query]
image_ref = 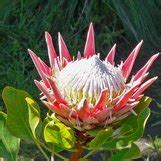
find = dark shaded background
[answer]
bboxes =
[0,0,161,101]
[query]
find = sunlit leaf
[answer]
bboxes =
[113,124,133,137]
[2,86,33,139]
[0,112,20,161]
[103,97,151,150]
[103,107,150,150]
[2,87,41,141]
[44,120,75,149]
[25,97,41,139]
[109,143,140,161]
[89,128,113,149]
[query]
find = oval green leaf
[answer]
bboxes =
[44,120,75,149]
[89,128,113,149]
[25,97,41,139]
[2,86,41,140]
[103,107,150,150]
[0,112,20,161]
[109,143,140,161]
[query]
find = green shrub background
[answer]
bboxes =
[1,1,161,160]
[0,0,161,119]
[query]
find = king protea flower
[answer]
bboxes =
[28,23,159,130]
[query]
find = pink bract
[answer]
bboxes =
[28,23,159,130]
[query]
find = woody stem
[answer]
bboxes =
[70,141,84,161]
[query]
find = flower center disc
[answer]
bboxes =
[56,55,125,105]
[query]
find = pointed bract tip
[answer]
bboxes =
[89,22,94,28]
[112,43,116,51]
[89,22,94,32]
[45,31,51,38]
[27,49,35,56]
[136,40,143,49]
[58,32,63,44]
[121,40,144,80]
[155,52,160,57]
[58,32,64,43]
[133,40,143,51]
[27,48,31,53]
[150,53,160,61]
[140,39,143,44]
[111,43,116,50]
[34,80,41,87]
[58,32,61,38]
[153,76,158,80]
[83,23,95,58]
[110,43,116,50]
[105,43,116,65]
[34,79,39,84]
[136,40,143,47]
[58,32,71,62]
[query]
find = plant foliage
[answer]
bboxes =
[0,87,151,160]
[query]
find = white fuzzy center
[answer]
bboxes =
[56,55,125,105]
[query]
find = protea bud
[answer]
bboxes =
[28,23,159,131]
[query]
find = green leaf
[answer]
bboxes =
[25,97,41,139]
[108,143,140,161]
[42,115,63,153]
[2,86,33,139]
[109,143,140,161]
[113,125,133,137]
[89,128,113,149]
[124,108,150,143]
[44,120,75,149]
[103,97,151,150]
[0,112,20,161]
[117,97,151,128]
[86,127,102,137]
[134,96,152,113]
[103,108,150,150]
[2,87,41,141]
[123,143,141,159]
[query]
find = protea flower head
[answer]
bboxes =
[28,23,159,131]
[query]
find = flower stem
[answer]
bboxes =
[83,150,95,159]
[37,140,68,160]
[35,140,50,161]
[70,141,84,161]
